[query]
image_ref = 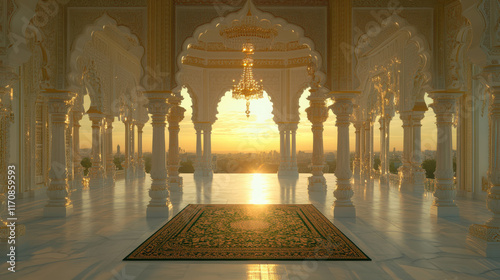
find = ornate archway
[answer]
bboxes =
[175,1,325,178]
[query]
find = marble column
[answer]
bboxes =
[278,125,286,176]
[469,66,500,257]
[429,91,463,217]
[285,128,291,170]
[353,121,363,180]
[194,123,203,177]
[379,117,387,183]
[306,87,329,191]
[411,103,428,193]
[123,119,132,180]
[72,111,84,189]
[87,110,105,189]
[145,91,171,217]
[359,120,366,180]
[384,115,393,180]
[136,122,146,178]
[130,123,136,177]
[167,96,186,191]
[203,123,213,178]
[105,116,115,185]
[399,112,414,192]
[43,90,76,217]
[331,91,359,218]
[290,123,298,175]
[363,119,372,180]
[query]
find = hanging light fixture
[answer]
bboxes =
[220,9,277,118]
[231,43,263,118]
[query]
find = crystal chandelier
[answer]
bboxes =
[220,9,277,118]
[232,43,263,118]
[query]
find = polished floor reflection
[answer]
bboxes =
[1,174,499,280]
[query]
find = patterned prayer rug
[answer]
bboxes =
[124,204,370,261]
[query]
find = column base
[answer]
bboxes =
[71,177,84,190]
[379,174,388,185]
[308,176,327,192]
[399,183,414,193]
[44,204,73,217]
[88,166,105,188]
[278,170,299,178]
[126,167,136,180]
[147,204,172,218]
[333,205,356,218]
[88,177,105,189]
[168,177,183,192]
[430,204,459,217]
[468,224,500,257]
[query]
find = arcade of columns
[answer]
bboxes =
[0,0,499,257]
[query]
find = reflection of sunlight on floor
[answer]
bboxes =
[247,264,282,280]
[249,174,270,204]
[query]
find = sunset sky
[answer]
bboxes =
[79,89,453,154]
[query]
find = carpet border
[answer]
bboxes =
[123,204,371,261]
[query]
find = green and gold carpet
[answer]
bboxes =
[125,204,370,261]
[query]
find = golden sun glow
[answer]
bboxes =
[249,174,271,204]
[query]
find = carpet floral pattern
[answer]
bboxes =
[125,204,370,260]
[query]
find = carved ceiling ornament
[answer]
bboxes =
[68,14,144,119]
[355,14,432,117]
[176,0,325,125]
[445,1,472,91]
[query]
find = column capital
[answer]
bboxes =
[330,91,359,126]
[480,64,500,90]
[43,90,76,119]
[168,104,186,124]
[429,90,464,116]
[145,91,171,117]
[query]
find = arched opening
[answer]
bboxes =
[212,90,278,173]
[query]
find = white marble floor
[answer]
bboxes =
[1,174,500,280]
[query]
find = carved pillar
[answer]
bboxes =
[331,91,359,218]
[136,122,146,178]
[167,96,186,192]
[105,116,115,185]
[429,91,463,217]
[306,87,329,190]
[130,123,136,177]
[412,103,428,193]
[203,123,213,178]
[290,123,298,175]
[43,90,76,217]
[194,123,203,177]
[72,111,84,189]
[285,128,291,169]
[123,119,133,180]
[469,65,500,257]
[278,125,287,176]
[87,110,105,189]
[379,117,387,183]
[363,118,372,180]
[145,91,171,217]
[353,121,363,180]
[399,112,414,192]
[359,120,365,180]
[384,115,393,180]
